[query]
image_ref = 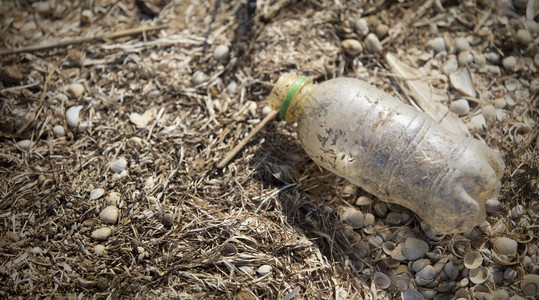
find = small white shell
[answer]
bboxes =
[373,272,391,289]
[339,206,364,229]
[91,227,112,241]
[191,71,208,86]
[67,83,85,97]
[110,158,127,174]
[53,125,66,137]
[94,245,106,255]
[213,44,230,61]
[355,196,373,206]
[463,250,483,269]
[365,33,382,54]
[492,237,518,256]
[492,289,509,300]
[106,192,121,206]
[342,39,363,56]
[90,188,105,200]
[17,139,33,150]
[257,264,272,276]
[66,105,83,128]
[402,237,429,260]
[469,267,490,285]
[449,68,476,97]
[100,206,119,224]
[521,274,539,297]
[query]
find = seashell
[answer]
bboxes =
[90,188,105,200]
[400,212,412,224]
[227,81,237,94]
[94,245,105,255]
[373,272,391,289]
[420,289,436,299]
[414,275,433,287]
[339,206,364,229]
[106,192,121,206]
[363,213,375,227]
[421,222,445,242]
[17,139,33,150]
[354,19,369,36]
[100,206,119,224]
[503,267,517,282]
[110,157,127,174]
[355,196,373,206]
[383,257,400,269]
[417,265,438,281]
[449,68,476,97]
[238,266,255,276]
[342,39,363,56]
[455,37,470,53]
[505,78,520,92]
[502,56,516,71]
[451,99,470,116]
[365,33,382,54]
[256,264,272,276]
[374,202,388,217]
[468,266,490,285]
[261,105,273,116]
[67,83,85,97]
[428,37,446,52]
[436,281,456,293]
[191,71,208,86]
[463,251,483,269]
[53,125,66,137]
[510,205,525,218]
[411,259,431,273]
[520,274,539,297]
[466,113,486,133]
[382,241,396,255]
[455,288,471,300]
[492,237,518,256]
[130,108,156,129]
[485,199,501,213]
[449,238,471,258]
[213,44,229,61]
[475,292,494,300]
[234,288,257,300]
[66,105,83,128]
[368,235,383,248]
[386,212,402,225]
[78,278,96,288]
[390,274,409,292]
[492,289,509,300]
[402,237,429,260]
[91,227,112,241]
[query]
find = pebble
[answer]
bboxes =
[475,53,487,66]
[20,21,37,32]
[81,9,93,24]
[90,188,105,200]
[18,139,33,150]
[91,227,112,241]
[162,213,174,227]
[355,196,373,206]
[365,33,382,54]
[355,19,369,36]
[451,99,470,116]
[482,104,496,121]
[342,39,363,56]
[191,71,208,86]
[466,114,486,133]
[485,51,500,64]
[226,81,237,94]
[53,125,65,137]
[110,157,127,173]
[261,105,273,116]
[455,37,471,53]
[458,51,473,65]
[66,105,83,128]
[94,245,106,255]
[442,57,459,74]
[257,264,272,276]
[516,29,532,44]
[375,24,388,39]
[100,206,119,224]
[428,37,446,52]
[213,44,229,61]
[502,56,517,71]
[494,98,506,109]
[67,83,85,98]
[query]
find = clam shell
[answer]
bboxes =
[257,264,272,276]
[90,188,105,200]
[492,289,509,300]
[463,250,483,269]
[368,235,383,248]
[339,206,364,229]
[417,265,438,281]
[521,274,539,297]
[373,272,391,289]
[455,288,471,300]
[401,289,423,300]
[390,243,407,261]
[383,257,400,269]
[382,241,396,255]
[110,158,127,174]
[355,196,373,206]
[386,212,402,225]
[421,222,445,242]
[402,237,429,260]
[449,238,471,258]
[389,274,409,292]
[94,245,106,255]
[66,105,83,128]
[469,267,490,285]
[492,237,518,256]
[91,227,112,241]
[100,206,119,224]
[410,259,431,273]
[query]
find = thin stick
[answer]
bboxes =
[217,110,278,168]
[0,24,168,56]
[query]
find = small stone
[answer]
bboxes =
[226,81,237,94]
[355,19,369,36]
[482,104,496,121]
[365,33,382,54]
[375,24,388,39]
[342,39,363,56]
[516,29,532,44]
[442,57,459,74]
[66,105,83,128]
[466,114,486,133]
[94,245,106,255]
[494,98,506,109]
[485,199,501,213]
[261,105,273,116]
[191,71,208,86]
[355,196,373,206]
[221,243,237,256]
[458,51,473,66]
[213,44,229,61]
[81,9,93,24]
[110,158,127,173]
[91,227,112,241]
[53,125,65,137]
[90,188,105,200]
[17,139,33,150]
[502,56,517,71]
[100,206,119,224]
[257,264,272,276]
[428,37,446,52]
[67,83,85,98]
[451,99,470,116]
[162,213,174,227]
[455,37,471,53]
[485,51,500,64]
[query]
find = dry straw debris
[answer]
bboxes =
[0,0,537,299]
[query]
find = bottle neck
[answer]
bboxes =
[268,73,313,123]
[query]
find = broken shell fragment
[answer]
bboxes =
[66,105,83,128]
[469,267,490,285]
[373,272,391,289]
[450,68,476,97]
[463,250,483,269]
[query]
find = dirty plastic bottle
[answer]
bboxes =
[269,73,505,234]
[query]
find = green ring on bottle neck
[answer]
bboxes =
[280,76,308,121]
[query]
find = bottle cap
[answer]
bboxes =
[269,73,311,122]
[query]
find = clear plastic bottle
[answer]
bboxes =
[269,73,505,234]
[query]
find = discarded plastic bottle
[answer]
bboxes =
[269,73,505,234]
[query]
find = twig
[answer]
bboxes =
[217,110,278,168]
[0,24,168,56]
[382,0,435,45]
[0,82,41,93]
